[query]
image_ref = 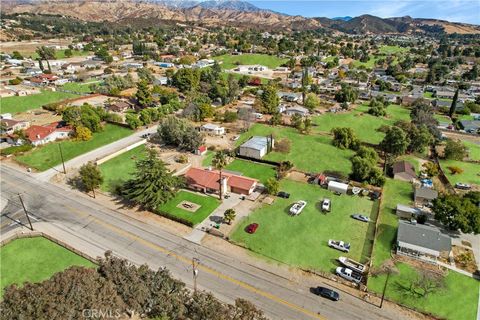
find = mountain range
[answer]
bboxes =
[3,0,480,34]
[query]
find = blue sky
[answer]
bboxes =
[249,1,480,24]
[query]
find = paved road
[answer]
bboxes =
[0,165,414,320]
[33,125,157,181]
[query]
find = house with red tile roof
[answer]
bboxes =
[24,122,73,146]
[185,167,258,196]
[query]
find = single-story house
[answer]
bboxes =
[396,220,452,263]
[327,181,349,194]
[0,119,30,134]
[185,167,258,195]
[459,120,480,133]
[284,106,309,117]
[195,145,207,156]
[106,100,132,113]
[24,122,73,146]
[396,204,422,219]
[238,136,274,159]
[414,187,438,205]
[200,124,225,135]
[392,161,416,182]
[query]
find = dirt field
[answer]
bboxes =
[1,39,73,55]
[15,110,62,126]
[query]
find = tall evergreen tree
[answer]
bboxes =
[449,89,459,118]
[122,148,184,210]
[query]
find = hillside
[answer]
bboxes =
[2,0,479,34]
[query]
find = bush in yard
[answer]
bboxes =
[75,126,92,141]
[8,77,22,85]
[303,93,320,111]
[276,161,293,179]
[264,178,280,195]
[447,166,464,175]
[157,116,204,152]
[444,139,467,160]
[433,192,480,234]
[125,113,142,129]
[223,111,238,123]
[422,162,439,177]
[274,138,291,154]
[368,98,386,116]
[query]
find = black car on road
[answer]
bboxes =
[312,286,340,301]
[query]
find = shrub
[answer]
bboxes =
[447,166,464,175]
[274,138,291,154]
[0,144,33,156]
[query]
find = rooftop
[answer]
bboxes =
[397,220,451,253]
[240,136,271,151]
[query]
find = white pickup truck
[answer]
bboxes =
[328,240,350,253]
[289,200,307,216]
[336,267,363,284]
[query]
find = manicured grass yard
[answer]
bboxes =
[465,141,480,161]
[0,237,95,298]
[157,191,220,226]
[368,263,479,320]
[17,124,133,171]
[312,104,410,144]
[439,159,480,186]
[203,153,276,184]
[99,144,146,192]
[378,45,409,54]
[370,179,412,268]
[237,124,354,176]
[225,159,276,185]
[213,54,288,70]
[368,178,479,320]
[0,90,80,114]
[61,81,95,93]
[28,49,90,60]
[231,179,376,271]
[423,92,434,99]
[351,56,378,69]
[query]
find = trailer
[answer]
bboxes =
[338,256,366,273]
[327,181,349,195]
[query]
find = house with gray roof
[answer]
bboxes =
[414,187,438,205]
[396,221,452,263]
[459,120,480,133]
[238,136,274,159]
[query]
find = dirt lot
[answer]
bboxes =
[1,39,73,55]
[15,109,62,126]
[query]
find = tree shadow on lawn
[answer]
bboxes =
[360,200,380,263]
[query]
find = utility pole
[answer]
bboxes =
[380,271,391,308]
[58,144,66,174]
[18,194,33,231]
[192,258,200,294]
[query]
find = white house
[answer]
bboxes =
[238,136,274,159]
[200,123,225,135]
[284,106,309,117]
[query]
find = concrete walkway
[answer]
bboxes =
[437,261,480,280]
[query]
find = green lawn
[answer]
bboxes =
[351,56,378,69]
[17,124,133,171]
[28,49,90,60]
[213,54,288,70]
[237,124,355,176]
[368,263,479,320]
[439,159,480,186]
[434,114,452,124]
[370,179,412,268]
[368,178,479,320]
[99,144,146,192]
[231,179,376,271]
[225,159,276,185]
[60,81,95,93]
[378,45,409,55]
[312,104,410,144]
[0,90,80,114]
[465,141,480,161]
[156,191,220,226]
[423,92,434,99]
[0,237,95,298]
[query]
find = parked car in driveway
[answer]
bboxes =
[246,223,259,234]
[312,286,340,301]
[277,191,290,199]
[351,214,370,222]
[321,198,331,212]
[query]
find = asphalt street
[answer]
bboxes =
[0,165,416,320]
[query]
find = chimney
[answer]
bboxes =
[36,134,40,139]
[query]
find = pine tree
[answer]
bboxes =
[449,89,459,118]
[122,148,184,210]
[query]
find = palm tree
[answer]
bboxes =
[223,209,236,225]
[212,150,228,200]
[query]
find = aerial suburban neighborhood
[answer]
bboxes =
[0,1,479,319]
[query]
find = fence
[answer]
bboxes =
[0,232,99,264]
